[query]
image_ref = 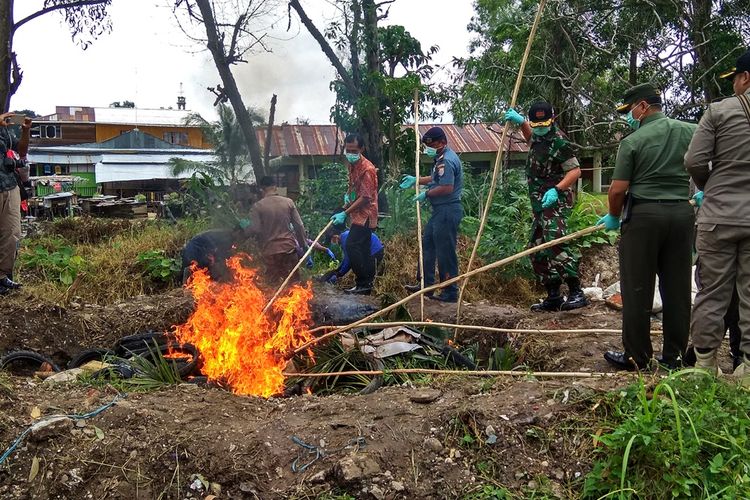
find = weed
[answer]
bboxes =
[137,250,182,283]
[463,484,514,499]
[583,371,750,499]
[20,241,86,285]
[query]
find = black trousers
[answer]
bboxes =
[346,223,375,287]
[619,202,695,367]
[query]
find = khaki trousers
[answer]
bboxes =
[0,187,21,280]
[692,223,750,356]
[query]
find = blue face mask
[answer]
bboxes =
[625,111,640,130]
[345,152,360,163]
[424,146,438,158]
[531,126,551,137]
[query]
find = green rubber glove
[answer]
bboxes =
[413,191,427,203]
[504,109,525,126]
[399,175,416,190]
[343,191,357,205]
[596,214,621,231]
[331,212,347,225]
[692,191,704,207]
[541,187,559,209]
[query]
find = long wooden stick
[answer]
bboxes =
[294,224,603,354]
[284,368,622,379]
[308,321,663,336]
[414,89,425,321]
[455,0,548,331]
[262,220,333,314]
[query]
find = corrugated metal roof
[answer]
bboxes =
[256,123,528,157]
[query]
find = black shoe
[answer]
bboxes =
[656,356,681,370]
[604,351,639,371]
[0,277,21,289]
[428,293,457,303]
[560,281,589,311]
[345,285,372,295]
[404,284,434,297]
[531,283,564,312]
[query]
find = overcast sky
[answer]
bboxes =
[11,0,475,123]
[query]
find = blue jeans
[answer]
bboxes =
[421,203,463,298]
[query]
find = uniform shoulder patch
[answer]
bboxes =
[436,163,445,177]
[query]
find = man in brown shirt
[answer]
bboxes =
[685,48,750,383]
[330,133,379,295]
[249,176,308,286]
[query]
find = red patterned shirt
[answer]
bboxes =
[347,156,378,228]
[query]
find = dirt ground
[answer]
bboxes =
[0,243,737,499]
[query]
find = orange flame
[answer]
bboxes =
[173,254,313,397]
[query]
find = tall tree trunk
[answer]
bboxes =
[0,0,14,112]
[264,94,277,172]
[689,0,717,103]
[195,0,265,181]
[361,0,383,181]
[629,45,638,86]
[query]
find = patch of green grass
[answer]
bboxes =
[18,218,208,304]
[583,371,750,499]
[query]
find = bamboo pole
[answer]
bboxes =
[414,89,425,321]
[262,220,333,314]
[284,367,623,379]
[307,321,663,336]
[294,224,603,354]
[455,0,548,331]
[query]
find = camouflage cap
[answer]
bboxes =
[720,48,750,80]
[616,83,662,114]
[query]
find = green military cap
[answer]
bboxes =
[616,83,662,114]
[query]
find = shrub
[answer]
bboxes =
[137,250,182,283]
[20,241,86,285]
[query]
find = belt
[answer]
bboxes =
[631,198,687,205]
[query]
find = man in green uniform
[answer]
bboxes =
[598,83,696,371]
[504,102,588,312]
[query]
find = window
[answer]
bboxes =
[163,131,189,146]
[30,124,62,139]
[69,164,94,173]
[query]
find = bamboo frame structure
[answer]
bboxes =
[414,90,425,321]
[294,225,603,355]
[262,220,333,314]
[455,0,549,329]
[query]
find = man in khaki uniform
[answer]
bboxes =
[685,48,750,383]
[249,176,308,286]
[598,83,696,371]
[0,113,30,295]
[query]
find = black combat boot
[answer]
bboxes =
[530,284,564,312]
[561,278,589,311]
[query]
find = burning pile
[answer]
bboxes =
[174,254,313,397]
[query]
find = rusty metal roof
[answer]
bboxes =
[256,123,528,157]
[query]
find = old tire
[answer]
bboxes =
[68,349,115,369]
[0,350,61,375]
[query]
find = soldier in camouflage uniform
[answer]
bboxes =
[504,102,588,311]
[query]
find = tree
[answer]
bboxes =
[289,0,442,180]
[289,0,386,178]
[451,0,750,150]
[170,104,254,186]
[173,0,283,182]
[12,108,38,117]
[0,0,113,111]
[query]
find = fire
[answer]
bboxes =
[173,254,313,397]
